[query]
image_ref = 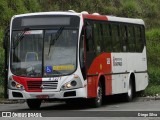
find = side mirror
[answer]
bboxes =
[86,26,92,40]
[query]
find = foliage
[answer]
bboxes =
[0,28,4,81]
[146,29,160,85]
[119,0,141,18]
[143,85,160,96]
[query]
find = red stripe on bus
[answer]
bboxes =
[87,53,112,98]
[82,14,108,21]
[12,75,42,92]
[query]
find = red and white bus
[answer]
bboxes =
[3,11,148,109]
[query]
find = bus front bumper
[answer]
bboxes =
[8,87,87,100]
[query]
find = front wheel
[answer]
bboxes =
[91,82,102,108]
[26,99,42,110]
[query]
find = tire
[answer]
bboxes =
[124,78,134,102]
[27,99,42,110]
[91,82,103,108]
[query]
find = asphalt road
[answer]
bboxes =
[0,96,160,120]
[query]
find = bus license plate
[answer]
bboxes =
[36,95,49,99]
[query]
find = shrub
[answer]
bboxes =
[119,0,141,17]
[146,28,160,85]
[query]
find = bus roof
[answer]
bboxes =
[82,14,144,25]
[12,11,144,25]
[12,11,81,18]
[107,16,144,25]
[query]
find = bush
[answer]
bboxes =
[0,28,4,82]
[146,28,160,85]
[119,0,141,17]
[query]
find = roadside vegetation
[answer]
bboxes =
[0,0,160,97]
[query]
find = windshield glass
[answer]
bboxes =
[11,28,78,77]
[11,30,43,77]
[44,29,78,76]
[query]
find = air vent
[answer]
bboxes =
[27,81,58,90]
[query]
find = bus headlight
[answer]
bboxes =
[61,75,83,90]
[9,76,24,90]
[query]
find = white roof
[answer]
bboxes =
[107,16,144,25]
[12,11,81,18]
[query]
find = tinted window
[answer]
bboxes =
[135,26,144,52]
[112,24,121,52]
[93,22,102,55]
[120,24,127,52]
[128,25,136,52]
[102,23,112,52]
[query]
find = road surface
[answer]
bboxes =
[0,96,160,120]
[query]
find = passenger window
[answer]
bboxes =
[128,25,136,52]
[93,22,101,55]
[102,23,112,52]
[112,24,121,52]
[120,24,127,52]
[135,26,144,52]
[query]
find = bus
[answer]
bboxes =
[3,11,148,109]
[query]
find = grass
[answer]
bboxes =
[143,85,160,96]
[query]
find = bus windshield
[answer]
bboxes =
[11,28,78,77]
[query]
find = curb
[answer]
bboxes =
[133,96,160,102]
[0,100,25,104]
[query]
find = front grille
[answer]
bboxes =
[27,81,58,90]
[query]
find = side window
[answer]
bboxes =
[111,24,121,52]
[128,25,136,52]
[120,24,127,52]
[93,22,101,55]
[99,23,104,52]
[85,20,94,52]
[80,30,84,68]
[85,20,96,68]
[79,28,86,79]
[141,26,146,45]
[102,23,112,52]
[135,26,144,52]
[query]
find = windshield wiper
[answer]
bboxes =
[12,28,30,49]
[48,26,64,55]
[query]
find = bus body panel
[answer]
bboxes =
[8,87,86,100]
[87,53,112,98]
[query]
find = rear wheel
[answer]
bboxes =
[124,78,134,102]
[27,99,42,110]
[91,82,102,108]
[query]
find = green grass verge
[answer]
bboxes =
[143,85,160,96]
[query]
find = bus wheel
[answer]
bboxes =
[27,99,41,109]
[124,78,134,102]
[91,82,102,108]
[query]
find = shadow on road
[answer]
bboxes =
[15,94,139,111]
